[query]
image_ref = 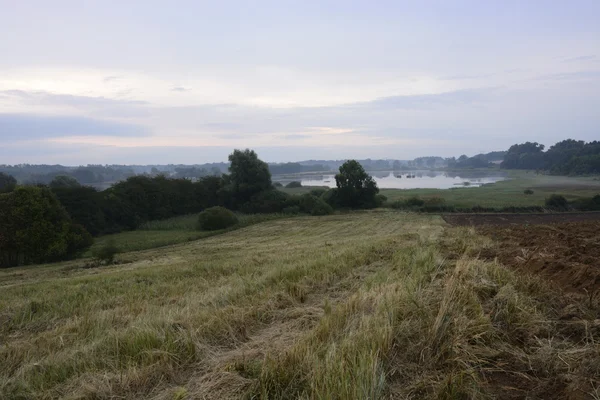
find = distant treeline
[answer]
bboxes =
[501,140,600,175]
[0,150,382,267]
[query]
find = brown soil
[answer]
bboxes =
[443,211,600,227]
[477,221,600,295]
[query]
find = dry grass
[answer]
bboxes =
[1,210,599,399]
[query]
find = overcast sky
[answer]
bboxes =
[1,0,599,165]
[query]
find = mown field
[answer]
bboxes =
[2,211,599,399]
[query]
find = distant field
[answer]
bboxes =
[381,171,600,207]
[2,211,598,398]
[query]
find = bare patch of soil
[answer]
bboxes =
[443,212,600,227]
[476,222,600,295]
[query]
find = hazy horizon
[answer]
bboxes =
[2,1,599,165]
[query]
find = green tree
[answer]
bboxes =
[0,186,92,267]
[334,160,379,208]
[50,175,81,189]
[228,149,272,208]
[0,172,17,193]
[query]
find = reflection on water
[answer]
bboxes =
[277,170,508,189]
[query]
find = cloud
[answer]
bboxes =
[352,88,496,110]
[532,70,600,82]
[1,89,147,108]
[103,75,123,82]
[562,55,596,63]
[0,114,150,140]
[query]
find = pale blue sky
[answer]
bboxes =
[1,0,599,164]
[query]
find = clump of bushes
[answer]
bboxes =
[241,190,291,214]
[310,188,327,198]
[93,240,119,265]
[545,194,568,210]
[569,194,600,211]
[524,189,534,195]
[273,182,283,188]
[197,206,239,231]
[374,194,388,207]
[285,181,302,188]
[405,196,425,207]
[298,194,334,216]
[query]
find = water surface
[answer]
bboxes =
[277,170,507,189]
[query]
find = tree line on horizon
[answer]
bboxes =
[0,150,381,268]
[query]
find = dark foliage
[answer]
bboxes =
[241,190,291,213]
[524,189,534,195]
[0,172,17,194]
[0,187,92,267]
[285,181,302,188]
[93,240,119,265]
[197,206,239,231]
[501,139,600,175]
[334,160,379,208]
[298,194,334,216]
[228,149,272,208]
[309,188,327,197]
[545,194,568,210]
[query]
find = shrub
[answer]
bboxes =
[282,206,301,215]
[374,194,387,207]
[94,240,119,265]
[569,194,600,211]
[545,194,568,209]
[241,190,290,213]
[320,189,339,208]
[309,188,327,197]
[285,181,302,188]
[405,196,425,207]
[524,189,534,195]
[424,196,446,206]
[197,206,239,231]
[273,182,283,188]
[298,194,334,216]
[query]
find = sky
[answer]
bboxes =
[1,0,599,165]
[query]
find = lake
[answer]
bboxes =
[277,170,508,189]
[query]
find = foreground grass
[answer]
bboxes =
[1,211,598,399]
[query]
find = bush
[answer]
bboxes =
[197,206,239,231]
[285,181,302,188]
[94,240,119,265]
[524,189,534,195]
[545,194,568,209]
[569,194,600,211]
[320,189,339,208]
[374,194,387,207]
[282,206,301,215]
[241,190,290,213]
[298,194,334,216]
[273,182,283,188]
[309,188,327,197]
[424,196,446,206]
[405,196,425,207]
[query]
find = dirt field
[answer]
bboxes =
[443,211,600,226]
[475,222,600,295]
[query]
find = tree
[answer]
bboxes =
[334,160,379,208]
[0,172,17,193]
[228,149,272,208]
[50,175,81,189]
[0,186,92,267]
